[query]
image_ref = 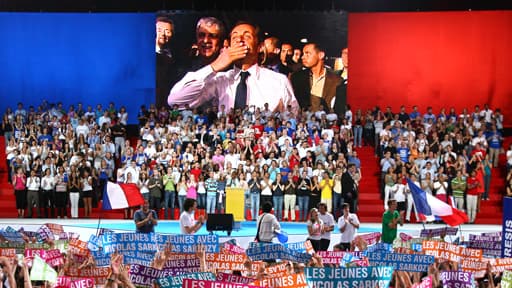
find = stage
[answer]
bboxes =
[0,218,501,249]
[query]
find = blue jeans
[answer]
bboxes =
[483,173,491,199]
[297,196,309,221]
[251,193,260,220]
[206,194,217,214]
[178,195,186,214]
[163,190,175,219]
[273,195,284,221]
[353,125,362,147]
[197,193,206,209]
[332,192,344,219]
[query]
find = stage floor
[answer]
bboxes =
[0,218,501,250]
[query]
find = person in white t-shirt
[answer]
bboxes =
[318,203,335,251]
[337,203,360,251]
[179,198,205,235]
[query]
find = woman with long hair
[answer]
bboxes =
[307,208,324,252]
[12,167,26,218]
[68,169,81,218]
[54,166,69,219]
[80,169,94,218]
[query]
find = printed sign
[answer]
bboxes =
[156,272,216,288]
[253,272,309,288]
[157,234,219,253]
[420,227,458,238]
[246,243,312,263]
[102,233,158,254]
[367,252,434,272]
[305,267,394,288]
[502,197,512,257]
[440,271,474,288]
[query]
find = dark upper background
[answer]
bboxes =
[0,0,511,13]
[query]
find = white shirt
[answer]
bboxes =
[169,64,298,113]
[318,212,335,240]
[179,211,196,235]
[41,175,55,190]
[27,176,40,191]
[338,213,360,243]
[75,124,89,137]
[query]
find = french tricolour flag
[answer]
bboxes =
[406,178,468,226]
[102,182,145,210]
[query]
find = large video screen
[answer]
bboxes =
[156,11,348,112]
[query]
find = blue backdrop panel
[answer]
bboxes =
[0,13,155,124]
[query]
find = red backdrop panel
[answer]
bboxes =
[348,11,512,126]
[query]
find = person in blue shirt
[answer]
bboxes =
[134,199,158,233]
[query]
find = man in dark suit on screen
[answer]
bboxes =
[290,42,346,120]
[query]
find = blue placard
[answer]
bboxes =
[90,250,111,267]
[502,197,512,258]
[305,266,394,288]
[0,230,24,243]
[246,243,312,263]
[101,233,158,254]
[156,234,219,253]
[123,250,156,267]
[367,252,434,272]
[284,241,307,253]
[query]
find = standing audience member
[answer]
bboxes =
[338,203,360,251]
[81,169,94,218]
[134,199,158,233]
[13,167,26,218]
[180,198,205,235]
[382,199,402,244]
[318,203,335,251]
[69,170,81,219]
[40,168,55,218]
[307,208,323,252]
[54,166,68,219]
[296,171,311,222]
[148,169,163,212]
[256,201,281,243]
[26,169,40,218]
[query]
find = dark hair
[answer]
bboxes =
[342,203,350,210]
[156,15,174,29]
[262,201,273,213]
[183,198,197,212]
[230,20,261,43]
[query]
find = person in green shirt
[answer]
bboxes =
[162,167,176,219]
[451,169,467,211]
[381,199,402,244]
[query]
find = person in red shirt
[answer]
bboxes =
[466,169,481,224]
[190,162,202,182]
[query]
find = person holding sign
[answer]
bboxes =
[381,199,402,244]
[180,198,205,235]
[134,199,158,233]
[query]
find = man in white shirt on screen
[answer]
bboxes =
[168,21,298,113]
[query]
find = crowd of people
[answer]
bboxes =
[376,104,507,224]
[2,97,509,226]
